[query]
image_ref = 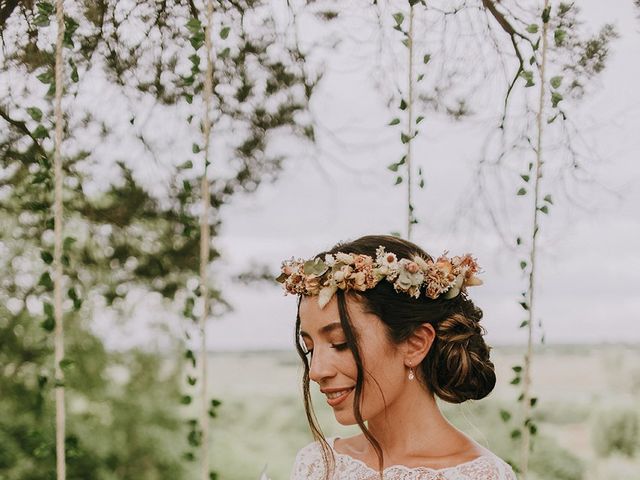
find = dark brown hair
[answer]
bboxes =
[293,235,496,479]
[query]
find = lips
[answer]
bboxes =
[325,387,354,407]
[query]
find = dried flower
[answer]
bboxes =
[276,245,482,308]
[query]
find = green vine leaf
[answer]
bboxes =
[37,70,54,84]
[186,18,202,33]
[388,118,400,126]
[519,70,535,87]
[59,359,75,371]
[185,349,196,367]
[33,125,49,139]
[63,237,76,251]
[554,28,567,46]
[39,272,54,290]
[500,409,512,422]
[27,107,43,121]
[41,251,53,264]
[41,317,55,332]
[550,75,563,89]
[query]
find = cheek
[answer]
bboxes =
[361,353,404,401]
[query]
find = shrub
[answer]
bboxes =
[591,404,640,457]
[529,435,585,480]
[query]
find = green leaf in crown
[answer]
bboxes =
[303,258,329,276]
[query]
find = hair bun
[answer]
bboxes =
[428,299,496,403]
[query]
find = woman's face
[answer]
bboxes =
[298,293,407,425]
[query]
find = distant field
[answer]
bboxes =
[202,344,640,480]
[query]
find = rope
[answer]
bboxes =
[199,1,214,479]
[53,0,66,478]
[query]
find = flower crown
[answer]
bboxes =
[276,246,483,309]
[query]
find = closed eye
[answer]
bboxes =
[304,343,348,357]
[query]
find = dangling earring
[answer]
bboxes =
[408,361,415,380]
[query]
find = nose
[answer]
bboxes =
[308,346,336,384]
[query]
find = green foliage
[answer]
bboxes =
[528,435,585,480]
[0,305,189,479]
[591,404,640,458]
[549,4,618,98]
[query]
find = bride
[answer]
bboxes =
[278,235,517,480]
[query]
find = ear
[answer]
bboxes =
[404,323,436,366]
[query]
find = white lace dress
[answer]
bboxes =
[290,436,517,480]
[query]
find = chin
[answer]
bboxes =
[334,406,371,426]
[335,416,358,426]
[333,407,358,426]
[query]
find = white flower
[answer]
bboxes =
[413,255,429,271]
[395,268,424,291]
[443,273,465,299]
[335,252,354,264]
[377,246,400,280]
[324,254,336,267]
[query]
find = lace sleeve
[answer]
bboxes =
[491,456,518,480]
[443,454,518,480]
[289,441,326,480]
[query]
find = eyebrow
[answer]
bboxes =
[299,321,343,338]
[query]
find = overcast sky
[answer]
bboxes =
[87,0,640,351]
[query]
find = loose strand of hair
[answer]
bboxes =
[337,291,385,480]
[295,298,336,480]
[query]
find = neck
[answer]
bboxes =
[361,385,462,459]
